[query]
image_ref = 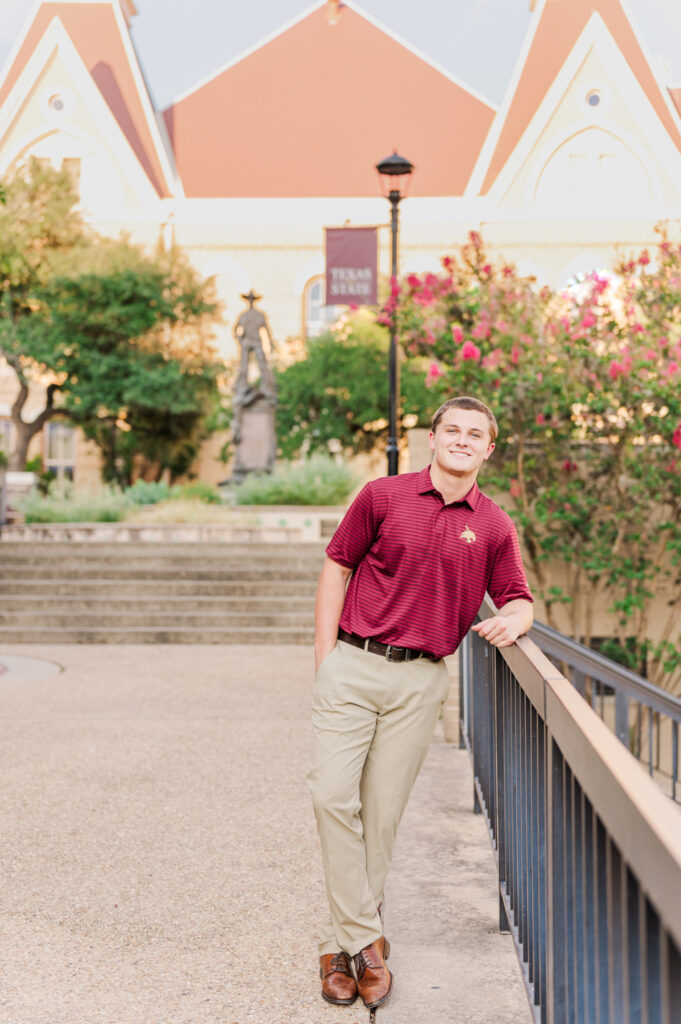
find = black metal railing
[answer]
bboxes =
[530,621,681,803]
[460,597,681,1024]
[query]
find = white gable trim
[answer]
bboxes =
[487,14,681,213]
[618,0,681,138]
[465,0,545,197]
[167,0,496,113]
[0,1,42,95]
[111,0,182,196]
[167,0,326,107]
[0,17,161,205]
[342,0,497,111]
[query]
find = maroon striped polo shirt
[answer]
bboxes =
[326,466,533,659]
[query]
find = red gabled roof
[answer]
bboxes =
[479,0,681,195]
[0,2,172,197]
[163,2,496,198]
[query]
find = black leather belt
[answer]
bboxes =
[338,628,440,662]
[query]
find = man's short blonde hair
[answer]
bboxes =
[431,396,498,442]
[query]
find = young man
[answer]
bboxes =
[307,396,533,1011]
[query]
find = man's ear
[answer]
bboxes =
[428,431,435,451]
[484,442,496,461]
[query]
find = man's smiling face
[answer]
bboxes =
[429,407,495,478]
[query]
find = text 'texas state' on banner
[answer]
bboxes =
[324,227,378,306]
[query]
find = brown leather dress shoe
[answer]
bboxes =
[320,951,358,1005]
[353,937,393,1009]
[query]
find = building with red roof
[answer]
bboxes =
[1,0,681,482]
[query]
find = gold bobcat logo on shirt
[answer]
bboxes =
[460,524,476,544]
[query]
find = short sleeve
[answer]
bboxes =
[325,483,378,570]
[487,524,533,607]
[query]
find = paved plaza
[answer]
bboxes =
[0,646,528,1024]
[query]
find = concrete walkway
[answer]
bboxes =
[0,646,529,1024]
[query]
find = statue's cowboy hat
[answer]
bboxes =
[241,289,262,303]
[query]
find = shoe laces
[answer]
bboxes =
[330,952,352,976]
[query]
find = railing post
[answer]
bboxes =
[615,692,630,748]
[546,737,567,1024]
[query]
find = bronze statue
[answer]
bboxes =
[233,289,276,400]
[231,290,277,482]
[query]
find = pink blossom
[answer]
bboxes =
[562,460,578,475]
[471,321,491,340]
[644,350,657,361]
[406,274,421,289]
[666,361,679,376]
[536,413,546,426]
[608,357,632,380]
[511,345,520,365]
[638,250,651,266]
[631,323,644,335]
[442,256,453,271]
[414,287,434,306]
[510,479,521,499]
[673,424,681,449]
[425,362,445,387]
[425,273,439,289]
[581,312,597,329]
[481,348,503,369]
[452,325,464,344]
[481,264,492,276]
[461,341,481,361]
[536,371,543,382]
[503,266,514,278]
[390,276,400,299]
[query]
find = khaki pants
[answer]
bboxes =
[307,639,451,956]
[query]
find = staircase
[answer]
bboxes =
[0,542,324,643]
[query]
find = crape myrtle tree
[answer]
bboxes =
[0,159,222,483]
[31,242,222,484]
[386,232,681,694]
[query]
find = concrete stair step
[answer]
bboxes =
[0,596,314,612]
[0,627,315,644]
[0,611,312,627]
[0,542,326,562]
[0,566,320,581]
[0,580,316,596]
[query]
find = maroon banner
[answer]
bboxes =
[325,227,378,306]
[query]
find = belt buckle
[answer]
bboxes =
[384,644,393,662]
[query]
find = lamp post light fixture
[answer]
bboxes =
[375,151,414,476]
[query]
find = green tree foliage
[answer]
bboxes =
[388,232,681,693]
[275,317,446,459]
[0,159,222,481]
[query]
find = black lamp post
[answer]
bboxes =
[375,151,414,476]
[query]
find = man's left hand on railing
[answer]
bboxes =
[472,599,534,649]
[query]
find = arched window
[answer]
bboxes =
[45,422,75,480]
[304,276,345,337]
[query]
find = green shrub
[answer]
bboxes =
[125,479,171,505]
[171,480,221,504]
[235,455,358,506]
[18,481,128,522]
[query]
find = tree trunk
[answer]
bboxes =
[9,381,63,471]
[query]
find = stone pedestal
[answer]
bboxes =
[232,391,276,484]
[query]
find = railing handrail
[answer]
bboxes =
[530,619,681,721]
[479,595,681,948]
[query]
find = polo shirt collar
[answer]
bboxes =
[417,466,481,510]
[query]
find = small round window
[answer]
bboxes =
[48,94,65,112]
[586,90,601,107]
